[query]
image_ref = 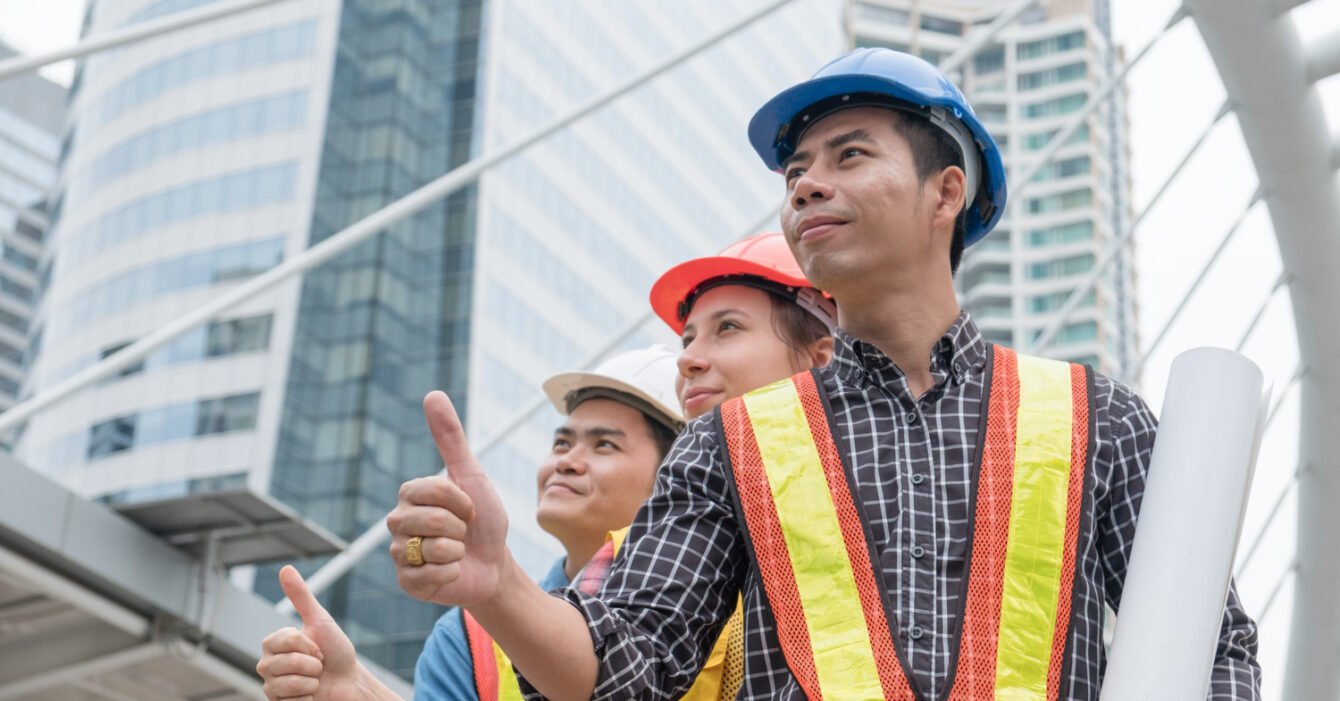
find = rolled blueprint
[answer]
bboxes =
[1099,348,1266,701]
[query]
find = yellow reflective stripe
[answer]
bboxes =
[492,642,524,701]
[742,380,885,699]
[995,354,1075,699]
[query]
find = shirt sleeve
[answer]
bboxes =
[413,609,480,701]
[518,415,749,701]
[1093,377,1262,700]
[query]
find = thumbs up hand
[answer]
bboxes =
[257,566,390,701]
[388,391,513,608]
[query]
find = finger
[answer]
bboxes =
[390,503,469,539]
[388,537,462,566]
[261,627,322,658]
[256,651,324,680]
[279,566,333,630]
[396,562,462,601]
[262,673,319,699]
[420,536,466,565]
[424,391,485,481]
[403,477,476,520]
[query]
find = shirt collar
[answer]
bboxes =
[830,310,989,388]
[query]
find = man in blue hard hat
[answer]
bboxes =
[383,48,1261,700]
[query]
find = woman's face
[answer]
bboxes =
[676,285,810,420]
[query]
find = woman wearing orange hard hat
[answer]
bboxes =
[650,231,836,420]
[574,232,836,701]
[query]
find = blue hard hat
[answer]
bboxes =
[749,48,1007,246]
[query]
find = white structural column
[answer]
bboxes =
[1186,1,1340,698]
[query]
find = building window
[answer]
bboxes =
[1030,155,1091,182]
[0,341,22,365]
[1029,289,1096,313]
[976,103,1008,124]
[920,15,963,35]
[86,392,260,460]
[79,91,308,191]
[92,21,318,128]
[1027,253,1095,279]
[974,46,1005,75]
[1028,220,1095,247]
[1028,188,1092,214]
[1024,93,1087,119]
[65,163,296,268]
[49,238,284,341]
[1018,62,1087,91]
[1024,125,1089,150]
[1018,31,1086,60]
[854,3,910,26]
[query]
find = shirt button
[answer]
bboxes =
[911,545,926,559]
[910,473,926,486]
[904,412,920,426]
[909,625,925,640]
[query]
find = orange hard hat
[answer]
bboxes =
[649,232,836,334]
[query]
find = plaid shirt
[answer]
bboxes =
[524,313,1260,700]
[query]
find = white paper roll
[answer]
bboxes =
[1099,348,1266,701]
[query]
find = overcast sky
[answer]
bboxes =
[2,1,1338,697]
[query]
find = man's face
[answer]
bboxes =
[534,398,662,543]
[777,106,943,296]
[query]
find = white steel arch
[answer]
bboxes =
[1186,1,1340,697]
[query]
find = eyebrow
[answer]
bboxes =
[781,128,876,171]
[682,308,749,335]
[554,426,626,440]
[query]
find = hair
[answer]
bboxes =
[643,415,678,461]
[888,111,969,275]
[766,293,832,370]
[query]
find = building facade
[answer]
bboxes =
[0,41,64,413]
[852,0,1140,378]
[21,0,842,677]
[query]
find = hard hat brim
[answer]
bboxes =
[541,371,682,432]
[650,255,811,334]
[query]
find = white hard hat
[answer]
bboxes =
[542,345,684,433]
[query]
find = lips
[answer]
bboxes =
[681,386,723,414]
[543,480,583,496]
[796,215,847,242]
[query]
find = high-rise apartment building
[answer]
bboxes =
[21,0,842,676]
[0,41,64,412]
[852,0,1139,378]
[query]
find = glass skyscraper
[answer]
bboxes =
[0,41,64,414]
[25,0,842,678]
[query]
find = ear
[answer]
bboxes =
[930,165,967,235]
[810,335,835,368]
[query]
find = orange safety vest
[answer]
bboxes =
[718,346,1092,700]
[462,529,737,700]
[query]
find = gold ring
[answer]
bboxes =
[405,536,425,567]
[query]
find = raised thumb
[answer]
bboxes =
[279,565,332,628]
[424,391,484,481]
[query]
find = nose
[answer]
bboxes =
[555,448,586,475]
[790,169,834,210]
[678,338,710,378]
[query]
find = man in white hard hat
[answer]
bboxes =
[255,347,683,701]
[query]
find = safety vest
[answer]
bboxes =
[461,529,737,701]
[718,345,1092,701]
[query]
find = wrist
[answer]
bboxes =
[352,661,402,700]
[472,550,531,620]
